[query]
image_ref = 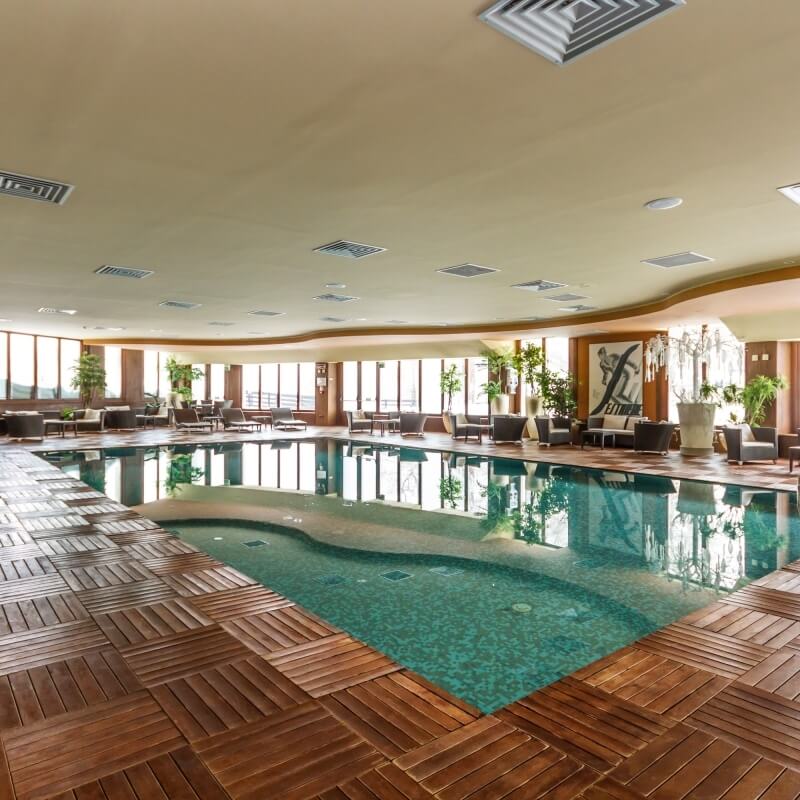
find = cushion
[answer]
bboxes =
[456,414,468,426]
[730,423,755,442]
[625,416,645,429]
[83,409,101,421]
[604,414,628,430]
[353,410,367,421]
[105,405,130,412]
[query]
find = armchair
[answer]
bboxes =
[723,424,778,465]
[345,411,373,435]
[534,416,572,447]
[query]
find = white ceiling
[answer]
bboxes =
[2,0,800,350]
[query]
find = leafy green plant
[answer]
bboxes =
[439,475,463,509]
[164,357,204,401]
[144,392,160,409]
[720,375,787,426]
[70,352,106,407]
[164,454,204,497]
[511,343,545,394]
[60,407,75,420]
[481,380,504,404]
[482,348,513,375]
[540,371,576,418]
[698,381,721,404]
[439,364,463,412]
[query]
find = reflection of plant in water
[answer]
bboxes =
[164,455,204,497]
[439,475,463,510]
[80,459,106,494]
[513,475,571,545]
[480,481,512,535]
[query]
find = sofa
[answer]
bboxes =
[583,414,647,448]
[723,424,778,465]
[104,406,138,430]
[534,416,572,447]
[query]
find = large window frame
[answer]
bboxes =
[0,329,83,402]
[241,362,317,411]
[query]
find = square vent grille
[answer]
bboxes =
[208,321,234,327]
[438,264,499,278]
[512,279,567,292]
[479,0,685,65]
[314,240,386,259]
[95,265,154,280]
[159,300,202,310]
[313,293,359,303]
[320,316,349,323]
[0,169,74,205]
[547,293,588,302]
[38,307,77,315]
[561,304,597,312]
[641,251,714,269]
[248,309,284,317]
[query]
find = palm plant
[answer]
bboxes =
[511,343,545,394]
[164,357,205,401]
[439,364,462,412]
[721,375,788,425]
[70,352,106,407]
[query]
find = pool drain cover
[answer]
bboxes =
[381,570,412,582]
[242,540,268,548]
[316,574,347,586]
[512,603,532,613]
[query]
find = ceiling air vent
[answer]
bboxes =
[438,264,499,278]
[512,279,566,292]
[94,265,154,280]
[248,309,285,317]
[208,321,234,327]
[314,240,386,259]
[479,0,685,66]
[560,304,597,312]
[159,300,202,310]
[641,251,714,269]
[0,169,74,205]
[313,293,359,303]
[38,307,77,315]
[320,316,349,323]
[546,293,588,302]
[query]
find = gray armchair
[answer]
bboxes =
[450,414,486,442]
[345,411,373,434]
[5,413,45,441]
[491,415,527,444]
[399,413,427,437]
[534,416,572,447]
[104,408,138,430]
[723,425,778,465]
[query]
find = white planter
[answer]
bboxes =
[525,395,543,439]
[491,394,510,416]
[442,413,452,434]
[677,402,716,456]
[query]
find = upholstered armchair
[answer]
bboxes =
[345,411,373,434]
[723,424,778,464]
[491,415,527,444]
[534,416,572,446]
[399,413,427,437]
[4,413,45,441]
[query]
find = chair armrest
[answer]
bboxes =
[753,427,778,445]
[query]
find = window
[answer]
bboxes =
[546,337,570,375]
[299,363,315,410]
[444,358,465,414]
[379,361,398,412]
[143,351,160,397]
[242,364,260,409]
[104,346,122,399]
[192,364,206,402]
[60,339,80,399]
[342,362,358,411]
[361,361,377,411]
[210,363,225,399]
[36,337,59,399]
[420,359,442,413]
[261,363,278,408]
[160,353,171,398]
[0,332,7,398]
[279,363,298,408]
[9,334,34,399]
[400,360,419,411]
[467,357,488,415]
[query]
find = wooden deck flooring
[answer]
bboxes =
[0,443,799,799]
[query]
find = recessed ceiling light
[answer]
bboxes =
[208,321,235,327]
[644,197,683,211]
[353,317,368,322]
[320,316,349,323]
[38,307,77,315]
[93,326,126,331]
[641,251,714,269]
[512,279,567,292]
[325,282,347,289]
[778,183,800,206]
[386,319,409,325]
[150,329,163,333]
[107,327,126,331]
[247,331,267,335]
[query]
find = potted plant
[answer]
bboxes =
[60,407,75,421]
[70,352,106,408]
[540,370,576,426]
[481,379,509,415]
[164,357,204,407]
[439,364,462,433]
[481,348,514,416]
[512,343,545,437]
[439,473,463,510]
[721,375,788,426]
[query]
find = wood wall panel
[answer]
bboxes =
[745,341,797,432]
[122,349,144,404]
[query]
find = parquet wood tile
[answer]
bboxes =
[120,625,252,686]
[753,570,800,594]
[0,557,54,582]
[94,598,214,647]
[189,584,294,621]
[139,551,222,575]
[0,543,45,562]
[58,560,154,591]
[0,573,69,603]
[0,649,141,730]
[631,623,773,679]
[0,592,90,636]
[2,692,186,800]
[738,649,800,701]
[574,647,730,720]
[0,619,108,676]
[579,778,647,800]
[21,516,90,536]
[194,701,385,800]
[121,539,198,559]
[608,723,800,800]
[682,602,800,650]
[162,566,256,597]
[392,715,598,800]
[496,677,673,772]
[266,634,402,698]
[722,585,800,623]
[320,671,479,758]
[686,683,800,770]
[150,655,311,741]
[110,528,181,545]
[43,746,230,800]
[47,548,137,569]
[36,535,118,556]
[95,518,162,535]
[316,762,437,800]
[74,578,178,614]
[0,530,34,548]
[222,605,340,654]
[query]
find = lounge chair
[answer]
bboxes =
[491,415,527,445]
[723,424,778,465]
[534,416,572,447]
[221,408,263,432]
[345,410,373,434]
[399,413,427,437]
[450,413,487,443]
[270,407,308,431]
[173,408,213,433]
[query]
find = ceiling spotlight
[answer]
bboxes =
[325,282,346,289]
[644,197,683,211]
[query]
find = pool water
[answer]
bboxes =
[42,438,800,712]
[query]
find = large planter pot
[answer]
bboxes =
[677,402,716,456]
[442,413,452,434]
[490,394,510,416]
[525,395,543,439]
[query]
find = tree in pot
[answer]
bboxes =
[512,343,545,438]
[481,379,507,415]
[164,357,204,407]
[721,375,788,426]
[481,348,513,415]
[439,364,462,433]
[540,370,576,425]
[70,352,106,408]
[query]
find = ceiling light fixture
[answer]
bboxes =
[386,319,409,325]
[644,197,683,211]
[247,309,285,317]
[778,183,800,206]
[560,305,597,313]
[546,293,588,302]
[208,321,235,327]
[38,307,77,315]
[159,300,202,310]
[313,293,359,303]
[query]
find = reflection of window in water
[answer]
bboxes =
[342,455,358,502]
[544,511,569,548]
[379,453,398,503]
[399,461,419,505]
[104,458,121,503]
[468,463,488,515]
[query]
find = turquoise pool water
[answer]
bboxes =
[42,438,800,712]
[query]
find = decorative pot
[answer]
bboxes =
[442,413,452,434]
[490,394,510,416]
[525,395,543,439]
[676,402,716,456]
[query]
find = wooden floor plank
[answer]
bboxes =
[161,566,256,597]
[681,601,800,650]
[58,560,154,591]
[188,585,294,621]
[738,649,800,702]
[722,585,800,623]
[0,591,90,636]
[139,551,222,575]
[74,578,178,614]
[222,606,340,654]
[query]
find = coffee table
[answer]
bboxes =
[44,419,78,438]
[789,445,800,473]
[581,430,616,450]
